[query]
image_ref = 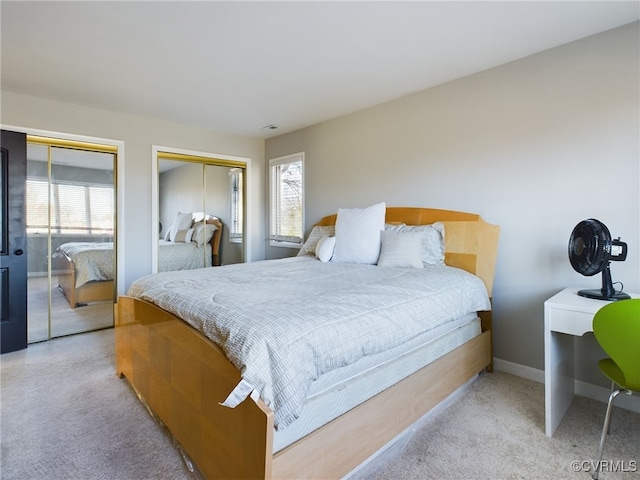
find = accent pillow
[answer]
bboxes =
[331,202,386,265]
[297,225,335,256]
[169,212,194,242]
[377,230,424,268]
[384,222,445,265]
[173,229,192,243]
[315,235,336,263]
[192,222,217,247]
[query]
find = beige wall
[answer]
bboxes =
[266,23,640,383]
[1,92,265,291]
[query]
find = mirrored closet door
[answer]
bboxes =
[156,151,246,272]
[26,137,116,343]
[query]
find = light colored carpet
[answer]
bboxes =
[27,276,113,343]
[352,373,639,480]
[1,329,638,480]
[1,329,189,480]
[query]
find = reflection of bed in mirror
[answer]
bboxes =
[55,215,222,308]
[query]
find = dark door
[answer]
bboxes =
[1,130,27,353]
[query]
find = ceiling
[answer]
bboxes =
[2,1,638,139]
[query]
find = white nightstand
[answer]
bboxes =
[544,287,639,437]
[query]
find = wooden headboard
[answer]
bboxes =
[315,207,500,296]
[205,216,223,266]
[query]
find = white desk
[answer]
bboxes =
[544,287,639,437]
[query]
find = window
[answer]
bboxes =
[26,179,49,234]
[229,168,243,242]
[26,179,114,235]
[269,153,304,247]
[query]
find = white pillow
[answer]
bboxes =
[377,231,423,268]
[297,225,335,256]
[315,235,336,263]
[169,212,194,242]
[331,202,386,265]
[384,222,445,265]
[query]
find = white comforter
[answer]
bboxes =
[127,256,491,429]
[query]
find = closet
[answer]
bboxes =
[154,149,248,271]
[26,136,116,343]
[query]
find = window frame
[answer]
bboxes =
[269,152,305,248]
[228,168,243,243]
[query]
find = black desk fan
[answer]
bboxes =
[568,219,630,301]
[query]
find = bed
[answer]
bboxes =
[55,216,222,308]
[115,206,499,479]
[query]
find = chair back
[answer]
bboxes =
[592,298,640,391]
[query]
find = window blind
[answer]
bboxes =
[229,169,243,239]
[269,154,304,244]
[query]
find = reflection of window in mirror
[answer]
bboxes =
[229,168,243,244]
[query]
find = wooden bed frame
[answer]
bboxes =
[115,207,499,479]
[58,217,223,308]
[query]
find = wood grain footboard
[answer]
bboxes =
[116,296,274,479]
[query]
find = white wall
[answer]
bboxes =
[265,23,640,384]
[1,92,265,291]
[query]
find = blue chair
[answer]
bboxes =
[591,298,640,480]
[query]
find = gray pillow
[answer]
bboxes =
[384,222,445,265]
[377,230,424,268]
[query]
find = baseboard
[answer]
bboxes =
[493,357,640,414]
[493,358,544,384]
[575,380,640,414]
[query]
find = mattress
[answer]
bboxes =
[274,314,481,452]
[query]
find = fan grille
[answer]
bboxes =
[568,219,611,276]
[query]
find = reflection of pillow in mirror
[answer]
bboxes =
[169,212,193,242]
[191,212,206,223]
[173,228,195,243]
[297,225,335,256]
[377,230,423,268]
[192,222,217,247]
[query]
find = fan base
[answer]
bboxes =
[578,289,631,301]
